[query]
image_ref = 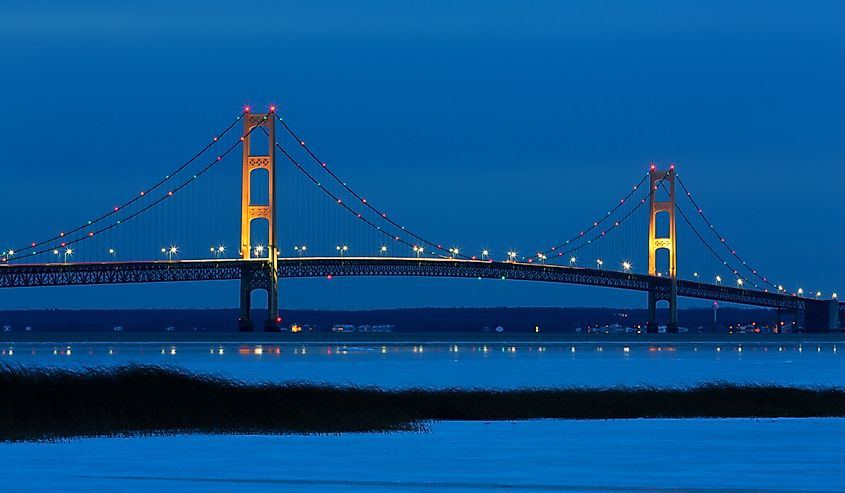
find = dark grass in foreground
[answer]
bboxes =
[3,364,845,442]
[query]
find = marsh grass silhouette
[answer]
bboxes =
[2,364,845,441]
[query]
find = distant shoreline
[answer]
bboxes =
[3,306,820,335]
[2,331,843,344]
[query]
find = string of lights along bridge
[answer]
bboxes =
[0,106,840,332]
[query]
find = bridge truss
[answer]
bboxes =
[3,257,837,323]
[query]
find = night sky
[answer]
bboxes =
[1,1,842,310]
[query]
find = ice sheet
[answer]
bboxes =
[2,419,844,492]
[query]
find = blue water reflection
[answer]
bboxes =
[1,342,843,388]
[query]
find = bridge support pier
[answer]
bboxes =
[794,307,805,333]
[647,291,657,333]
[803,300,839,333]
[238,283,253,332]
[264,274,280,332]
[237,266,280,332]
[646,281,678,333]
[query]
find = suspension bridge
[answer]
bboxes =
[1,107,841,332]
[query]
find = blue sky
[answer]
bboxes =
[0,1,842,310]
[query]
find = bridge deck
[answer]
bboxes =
[1,257,831,312]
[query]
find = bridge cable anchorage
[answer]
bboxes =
[544,170,670,265]
[659,181,760,292]
[265,129,443,256]
[3,112,245,259]
[675,175,776,290]
[271,113,469,259]
[529,172,651,262]
[3,116,262,264]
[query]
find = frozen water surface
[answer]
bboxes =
[2,419,844,492]
[4,342,845,491]
[1,341,844,388]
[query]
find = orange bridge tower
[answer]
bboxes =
[647,165,678,333]
[238,110,279,332]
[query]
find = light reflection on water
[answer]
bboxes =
[0,342,843,388]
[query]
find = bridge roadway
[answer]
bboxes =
[0,256,835,313]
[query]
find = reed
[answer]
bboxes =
[2,364,844,442]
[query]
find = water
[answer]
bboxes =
[1,340,843,388]
[3,419,844,492]
[4,340,845,492]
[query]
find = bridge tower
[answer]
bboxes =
[238,110,280,332]
[647,165,679,333]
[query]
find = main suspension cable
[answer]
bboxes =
[675,175,776,290]
[3,114,262,263]
[5,112,245,256]
[273,112,466,259]
[264,127,448,256]
[660,181,762,290]
[529,172,651,261]
[545,171,668,265]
